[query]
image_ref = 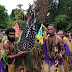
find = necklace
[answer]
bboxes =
[5,40,15,65]
[46,36,56,59]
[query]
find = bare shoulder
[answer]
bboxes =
[56,35,61,39]
[56,35,64,43]
[3,40,10,50]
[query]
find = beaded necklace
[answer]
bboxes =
[46,35,56,59]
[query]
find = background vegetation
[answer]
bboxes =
[0,0,72,32]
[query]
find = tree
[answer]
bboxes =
[0,5,9,29]
[35,0,53,24]
[14,4,25,20]
[10,4,25,20]
[18,19,27,29]
[44,0,72,32]
[10,4,27,29]
[10,9,16,20]
[17,4,23,9]
[53,15,68,31]
[7,18,14,28]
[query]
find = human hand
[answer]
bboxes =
[18,51,24,56]
[23,51,27,54]
[22,51,27,56]
[41,24,44,27]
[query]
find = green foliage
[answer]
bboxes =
[18,19,27,28]
[66,23,72,32]
[0,5,9,29]
[10,9,16,20]
[43,0,72,32]
[53,15,68,31]
[10,4,25,20]
[24,13,28,20]
[58,0,72,16]
[7,18,14,28]
[14,8,24,19]
[3,52,8,64]
[17,4,23,9]
[10,4,28,29]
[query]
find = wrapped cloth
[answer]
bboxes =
[63,41,71,57]
[63,36,72,52]
[0,59,5,72]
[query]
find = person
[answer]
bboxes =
[3,28,26,72]
[42,24,65,72]
[58,30,71,71]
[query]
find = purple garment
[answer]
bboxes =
[42,41,49,64]
[0,60,5,72]
[48,59,62,66]
[42,42,63,66]
[63,41,71,57]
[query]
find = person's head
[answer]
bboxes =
[48,24,56,36]
[5,28,15,43]
[58,30,65,39]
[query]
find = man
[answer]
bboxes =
[58,30,71,71]
[43,24,65,72]
[3,28,26,72]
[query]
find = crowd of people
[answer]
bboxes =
[0,23,72,72]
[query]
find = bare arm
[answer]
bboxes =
[59,43,66,56]
[41,24,48,31]
[7,51,27,59]
[58,36,66,56]
[7,54,19,59]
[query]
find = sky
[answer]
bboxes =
[0,0,34,15]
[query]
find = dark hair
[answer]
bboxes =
[48,24,56,28]
[5,28,15,36]
[58,30,65,34]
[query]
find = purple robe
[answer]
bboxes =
[42,42,63,66]
[63,41,71,57]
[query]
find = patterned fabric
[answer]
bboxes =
[63,36,72,52]
[18,5,36,51]
[63,41,71,56]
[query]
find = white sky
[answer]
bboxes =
[0,0,34,15]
